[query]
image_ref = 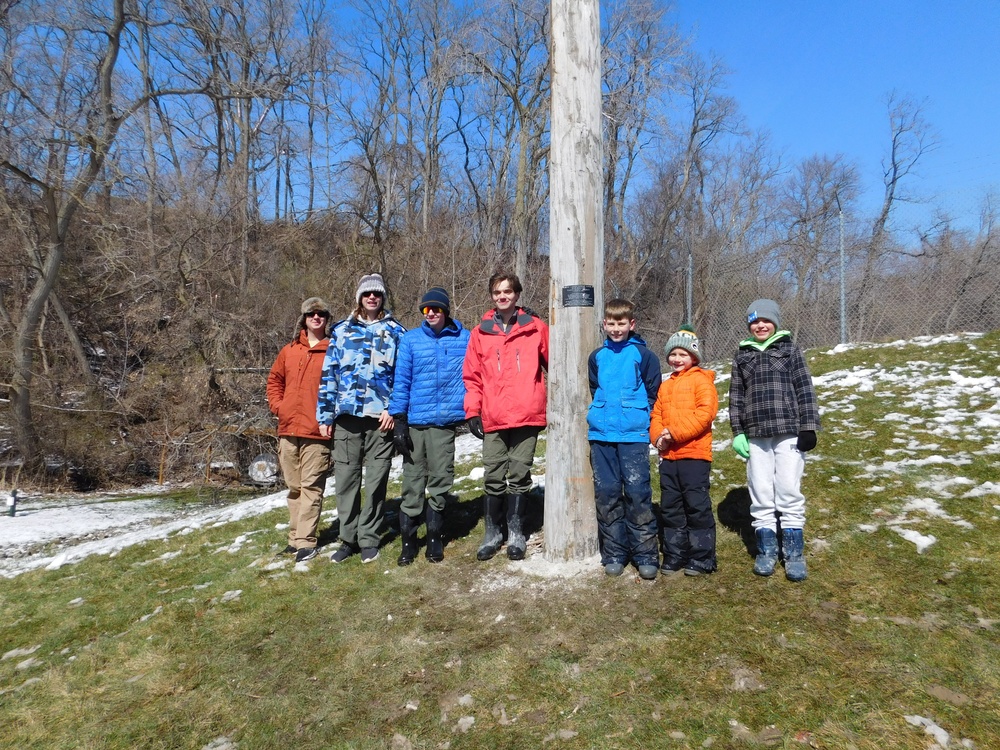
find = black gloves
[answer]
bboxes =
[796,430,817,452]
[392,414,413,460]
[468,415,484,440]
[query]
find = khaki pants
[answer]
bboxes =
[482,426,541,496]
[333,414,394,549]
[400,424,457,517]
[278,436,331,549]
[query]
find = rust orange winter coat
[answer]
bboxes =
[267,330,330,439]
[649,366,718,461]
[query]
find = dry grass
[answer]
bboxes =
[2,332,1000,749]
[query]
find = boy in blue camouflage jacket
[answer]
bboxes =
[317,273,405,564]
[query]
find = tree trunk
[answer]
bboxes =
[11,234,66,470]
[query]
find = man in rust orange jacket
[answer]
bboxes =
[267,297,332,562]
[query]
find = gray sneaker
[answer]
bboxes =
[360,547,380,564]
[330,544,358,564]
[295,547,318,563]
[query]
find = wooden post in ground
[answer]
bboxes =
[545,0,603,560]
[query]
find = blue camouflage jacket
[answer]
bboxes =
[316,312,406,424]
[387,318,470,426]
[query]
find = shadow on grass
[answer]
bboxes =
[717,486,756,557]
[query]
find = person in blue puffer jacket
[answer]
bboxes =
[388,287,471,566]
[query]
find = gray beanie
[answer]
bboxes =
[746,299,781,330]
[295,296,330,339]
[356,273,387,302]
[664,326,701,363]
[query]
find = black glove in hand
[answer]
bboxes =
[468,416,484,440]
[796,430,817,452]
[392,415,413,459]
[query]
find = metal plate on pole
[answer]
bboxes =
[562,285,595,308]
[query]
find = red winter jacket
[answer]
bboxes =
[266,330,330,439]
[463,308,549,433]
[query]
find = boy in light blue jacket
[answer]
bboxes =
[587,298,662,579]
[388,287,470,566]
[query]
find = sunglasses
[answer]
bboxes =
[306,311,329,319]
[361,290,384,298]
[422,306,445,315]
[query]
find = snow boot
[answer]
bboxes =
[753,528,779,577]
[425,506,445,563]
[506,494,527,560]
[397,512,419,567]
[782,527,808,582]
[476,495,506,561]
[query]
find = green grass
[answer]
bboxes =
[3,332,1000,749]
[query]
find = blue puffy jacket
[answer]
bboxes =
[388,318,470,426]
[586,334,662,443]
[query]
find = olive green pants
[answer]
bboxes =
[333,415,394,549]
[482,426,541,496]
[400,424,457,517]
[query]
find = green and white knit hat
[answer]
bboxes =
[665,325,700,363]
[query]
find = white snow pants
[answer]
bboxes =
[747,434,806,531]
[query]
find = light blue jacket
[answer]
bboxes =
[388,319,470,426]
[316,312,406,424]
[586,334,662,443]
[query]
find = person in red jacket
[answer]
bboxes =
[266,297,332,563]
[463,272,549,561]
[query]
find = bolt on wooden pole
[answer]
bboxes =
[545,0,603,561]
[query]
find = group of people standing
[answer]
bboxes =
[266,271,547,566]
[268,272,820,583]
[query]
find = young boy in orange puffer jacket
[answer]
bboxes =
[650,326,719,576]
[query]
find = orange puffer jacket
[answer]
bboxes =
[649,366,718,461]
[267,330,330,439]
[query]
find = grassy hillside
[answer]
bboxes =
[2,332,999,749]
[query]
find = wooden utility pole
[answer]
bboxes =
[545,0,603,560]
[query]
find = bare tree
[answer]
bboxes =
[601,0,680,263]
[461,0,550,280]
[855,93,937,337]
[0,0,208,468]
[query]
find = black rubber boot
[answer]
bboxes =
[476,495,506,561]
[425,505,445,563]
[506,494,526,561]
[397,512,418,567]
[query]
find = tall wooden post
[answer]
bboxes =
[545,0,603,560]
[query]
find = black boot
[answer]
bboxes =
[397,511,418,567]
[476,495,506,561]
[425,505,445,563]
[506,494,527,561]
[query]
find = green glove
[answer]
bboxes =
[732,433,750,459]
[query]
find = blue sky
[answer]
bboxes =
[671,1,1000,232]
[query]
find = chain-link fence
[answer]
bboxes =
[635,210,1000,366]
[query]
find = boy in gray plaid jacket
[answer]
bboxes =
[728,299,820,581]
